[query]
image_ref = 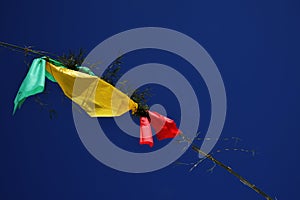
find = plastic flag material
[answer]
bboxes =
[45,62,138,117]
[140,117,154,147]
[139,111,181,147]
[14,57,179,147]
[14,58,138,117]
[13,58,54,114]
[149,111,181,140]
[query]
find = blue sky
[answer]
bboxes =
[1,0,300,199]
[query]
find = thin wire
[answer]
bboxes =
[0,41,58,58]
[179,133,273,200]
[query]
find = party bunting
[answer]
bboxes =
[14,58,138,117]
[14,57,180,146]
[0,41,273,200]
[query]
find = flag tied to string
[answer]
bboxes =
[140,111,181,147]
[13,57,138,116]
[13,58,180,146]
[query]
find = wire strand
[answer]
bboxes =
[0,41,58,58]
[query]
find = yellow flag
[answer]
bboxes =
[45,62,138,117]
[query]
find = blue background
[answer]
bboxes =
[1,0,299,199]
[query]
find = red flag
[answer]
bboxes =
[139,117,154,147]
[148,111,181,140]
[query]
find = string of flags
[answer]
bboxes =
[14,57,180,147]
[1,40,273,199]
